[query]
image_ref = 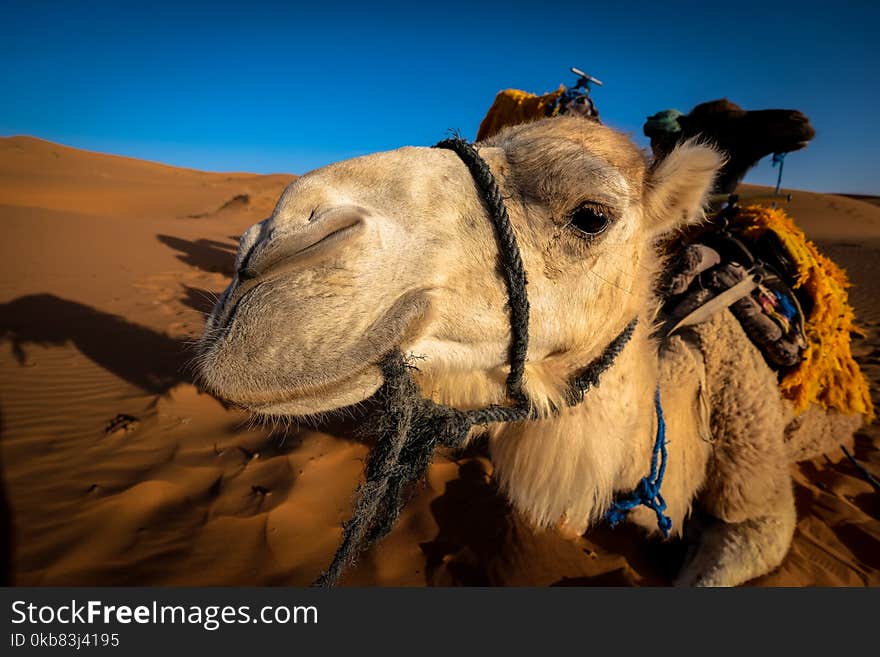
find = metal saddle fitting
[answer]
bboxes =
[547,67,603,121]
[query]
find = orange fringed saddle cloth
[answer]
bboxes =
[476,87,565,141]
[733,205,873,420]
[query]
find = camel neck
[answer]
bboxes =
[487,319,658,534]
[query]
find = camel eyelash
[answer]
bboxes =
[563,202,616,239]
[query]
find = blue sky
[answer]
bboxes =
[2,0,878,193]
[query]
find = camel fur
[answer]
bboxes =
[196,116,862,586]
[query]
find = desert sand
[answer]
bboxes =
[0,136,877,586]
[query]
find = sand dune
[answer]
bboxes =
[0,137,877,586]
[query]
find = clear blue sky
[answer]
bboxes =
[2,0,878,193]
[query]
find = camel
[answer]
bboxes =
[644,99,816,194]
[196,115,862,586]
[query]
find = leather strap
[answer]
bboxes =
[667,275,758,336]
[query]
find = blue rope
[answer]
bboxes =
[772,152,787,196]
[774,290,798,321]
[604,386,672,538]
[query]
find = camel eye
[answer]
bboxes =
[568,204,611,237]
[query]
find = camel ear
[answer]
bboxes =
[644,140,724,238]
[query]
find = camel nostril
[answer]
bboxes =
[245,207,367,280]
[208,206,370,335]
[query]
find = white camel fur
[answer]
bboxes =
[197,116,861,586]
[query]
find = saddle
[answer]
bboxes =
[662,199,808,368]
[477,68,602,141]
[661,199,873,421]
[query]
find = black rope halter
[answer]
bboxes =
[313,138,638,587]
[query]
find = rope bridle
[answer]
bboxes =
[314,138,640,587]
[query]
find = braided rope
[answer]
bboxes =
[434,138,530,404]
[604,386,672,537]
[567,318,638,404]
[313,354,420,587]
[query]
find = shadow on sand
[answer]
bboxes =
[0,293,192,394]
[421,458,688,586]
[0,409,12,585]
[157,234,237,275]
[179,284,222,316]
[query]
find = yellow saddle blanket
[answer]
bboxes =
[734,205,873,420]
[477,87,564,141]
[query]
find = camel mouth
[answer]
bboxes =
[224,361,385,419]
[198,287,435,418]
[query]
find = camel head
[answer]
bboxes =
[196,117,722,418]
[646,99,815,194]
